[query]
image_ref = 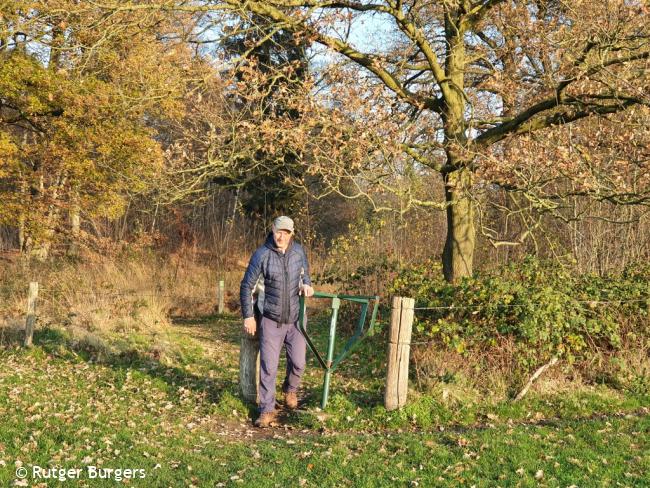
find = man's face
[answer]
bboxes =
[273,228,292,251]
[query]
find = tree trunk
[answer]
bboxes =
[440,8,473,283]
[442,167,475,283]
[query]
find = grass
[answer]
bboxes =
[201,416,650,487]
[1,310,649,487]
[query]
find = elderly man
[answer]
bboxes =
[240,216,314,427]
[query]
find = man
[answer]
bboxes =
[240,216,314,428]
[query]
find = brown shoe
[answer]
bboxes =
[254,411,277,428]
[284,391,298,410]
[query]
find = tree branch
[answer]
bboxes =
[474,47,650,146]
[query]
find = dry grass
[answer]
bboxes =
[577,345,650,394]
[0,250,238,355]
[411,339,522,401]
[410,336,650,401]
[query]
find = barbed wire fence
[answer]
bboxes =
[386,292,650,406]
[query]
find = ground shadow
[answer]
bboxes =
[2,309,389,423]
[1,324,239,412]
[171,313,243,344]
[197,310,390,412]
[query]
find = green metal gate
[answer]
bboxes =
[298,291,380,409]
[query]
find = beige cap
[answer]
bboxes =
[273,216,294,233]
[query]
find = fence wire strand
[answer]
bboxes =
[8,284,650,315]
[413,297,649,311]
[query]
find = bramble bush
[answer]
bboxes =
[388,257,650,368]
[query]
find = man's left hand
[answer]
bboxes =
[300,284,314,297]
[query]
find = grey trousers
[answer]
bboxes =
[258,316,307,413]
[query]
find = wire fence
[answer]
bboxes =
[405,297,649,346]
[7,283,649,311]
[2,284,225,329]
[38,292,214,300]
[32,285,218,301]
[412,297,650,311]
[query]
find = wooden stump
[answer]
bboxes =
[385,296,415,411]
[239,333,260,404]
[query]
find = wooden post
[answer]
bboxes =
[385,296,403,411]
[217,280,225,314]
[24,281,39,347]
[385,296,415,411]
[239,332,260,404]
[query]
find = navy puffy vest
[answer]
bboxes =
[240,233,312,324]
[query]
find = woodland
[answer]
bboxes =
[1,2,649,485]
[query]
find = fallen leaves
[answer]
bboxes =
[1,312,649,487]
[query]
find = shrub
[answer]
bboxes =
[388,257,650,368]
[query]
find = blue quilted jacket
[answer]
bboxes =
[240,233,312,323]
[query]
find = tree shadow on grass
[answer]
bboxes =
[1,324,254,418]
[171,313,243,345]
[3,309,388,423]
[188,311,389,414]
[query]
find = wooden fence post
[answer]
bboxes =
[385,296,415,411]
[24,281,39,347]
[239,333,260,403]
[217,280,225,314]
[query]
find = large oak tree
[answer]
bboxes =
[211,0,650,282]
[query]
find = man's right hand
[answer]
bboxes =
[243,317,257,336]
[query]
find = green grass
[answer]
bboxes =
[1,313,649,486]
[205,416,650,487]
